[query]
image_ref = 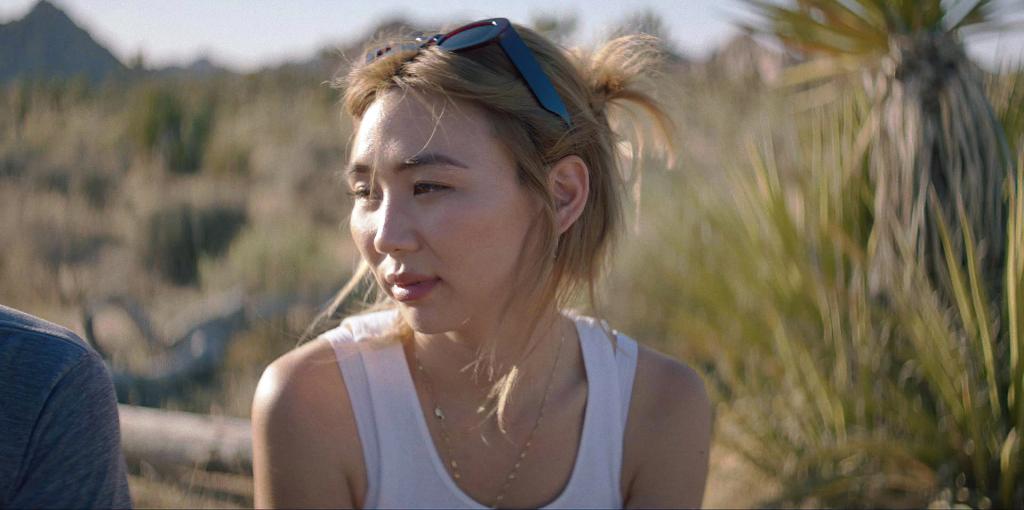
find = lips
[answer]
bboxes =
[390,278,439,302]
[384,272,440,302]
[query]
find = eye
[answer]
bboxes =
[414,182,450,195]
[347,185,379,201]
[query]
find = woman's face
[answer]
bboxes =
[346,90,542,334]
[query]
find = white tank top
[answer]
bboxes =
[322,309,639,509]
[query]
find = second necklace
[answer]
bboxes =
[412,329,567,509]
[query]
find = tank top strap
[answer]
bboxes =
[571,314,639,505]
[322,310,406,508]
[613,329,639,431]
[571,313,639,431]
[331,310,464,508]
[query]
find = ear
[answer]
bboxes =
[548,155,590,236]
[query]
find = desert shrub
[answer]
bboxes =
[135,88,183,152]
[81,170,116,209]
[139,202,248,285]
[4,81,32,134]
[205,140,250,177]
[31,164,71,194]
[194,204,247,258]
[177,98,214,173]
[200,219,342,294]
[140,204,196,285]
[29,221,112,270]
[19,163,118,207]
[0,148,30,180]
[131,87,216,174]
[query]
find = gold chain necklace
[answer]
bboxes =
[412,329,567,509]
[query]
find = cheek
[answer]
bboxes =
[349,208,377,258]
[437,190,538,271]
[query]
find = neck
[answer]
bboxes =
[411,304,570,391]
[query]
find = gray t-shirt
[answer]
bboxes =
[0,304,132,508]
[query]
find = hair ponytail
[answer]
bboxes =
[582,34,676,231]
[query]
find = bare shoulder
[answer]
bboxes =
[252,336,364,508]
[622,342,713,509]
[254,336,349,411]
[633,344,711,423]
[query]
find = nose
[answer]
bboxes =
[372,196,418,255]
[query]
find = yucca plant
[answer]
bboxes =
[627,90,1023,506]
[677,1,1024,506]
[987,69,1024,154]
[601,4,1024,505]
[741,0,1016,299]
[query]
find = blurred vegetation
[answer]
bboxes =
[743,0,1014,300]
[198,218,344,294]
[3,6,1024,508]
[530,13,578,45]
[138,202,247,286]
[606,0,1024,507]
[989,69,1024,153]
[626,90,1021,507]
[131,86,216,174]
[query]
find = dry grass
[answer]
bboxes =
[128,469,252,508]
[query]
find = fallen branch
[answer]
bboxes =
[118,404,252,475]
[85,288,337,406]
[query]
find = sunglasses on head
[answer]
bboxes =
[365,17,573,129]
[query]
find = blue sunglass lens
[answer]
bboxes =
[438,22,502,51]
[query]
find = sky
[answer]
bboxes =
[1,0,1022,72]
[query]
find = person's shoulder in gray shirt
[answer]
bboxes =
[0,304,132,509]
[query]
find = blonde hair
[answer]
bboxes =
[306,21,674,431]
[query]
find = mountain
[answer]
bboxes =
[150,57,230,78]
[0,0,127,83]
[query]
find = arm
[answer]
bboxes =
[8,351,132,509]
[252,339,362,508]
[624,347,713,509]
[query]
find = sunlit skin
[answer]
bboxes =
[252,88,713,509]
[346,89,562,363]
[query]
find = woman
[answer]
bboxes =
[252,18,711,509]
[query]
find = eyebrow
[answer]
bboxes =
[346,152,468,176]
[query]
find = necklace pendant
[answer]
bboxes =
[434,406,445,420]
